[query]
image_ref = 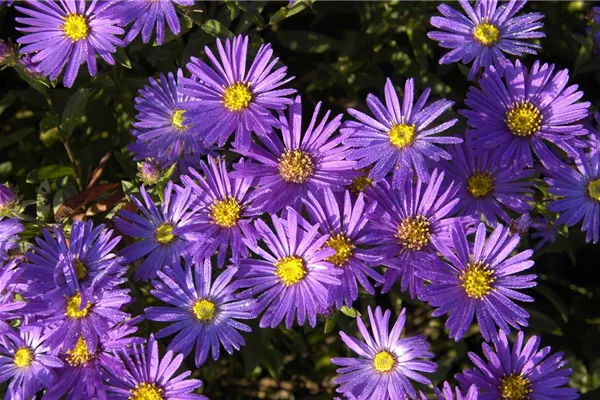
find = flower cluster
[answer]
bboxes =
[0,0,591,399]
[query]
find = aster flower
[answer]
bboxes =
[137,159,162,185]
[303,188,384,309]
[0,257,26,332]
[0,184,18,216]
[180,34,296,148]
[105,334,207,400]
[0,217,23,261]
[342,78,460,187]
[420,222,536,341]
[128,69,209,175]
[440,142,534,224]
[233,95,357,213]
[16,0,124,88]
[428,0,545,80]
[0,325,63,400]
[424,382,478,400]
[365,169,464,297]
[457,330,578,400]
[145,258,254,367]
[21,220,123,297]
[545,140,600,244]
[234,208,342,328]
[181,157,261,267]
[331,306,437,400]
[101,0,194,46]
[45,317,143,400]
[530,216,557,251]
[114,182,203,280]
[461,59,591,172]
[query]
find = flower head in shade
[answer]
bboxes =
[16,0,124,87]
[115,182,203,280]
[462,60,591,172]
[546,140,600,244]
[428,0,544,80]
[423,382,478,400]
[105,334,207,400]
[21,220,123,298]
[420,222,536,341]
[181,157,261,267]
[457,330,578,400]
[530,216,557,251]
[101,0,193,46]
[0,217,23,261]
[42,284,132,353]
[593,7,600,51]
[366,169,464,297]
[180,34,296,148]
[440,142,534,224]
[0,39,17,65]
[234,96,357,213]
[45,317,143,400]
[342,78,460,187]
[137,159,162,185]
[145,259,254,367]
[303,188,384,309]
[234,208,342,328]
[128,70,209,175]
[331,306,437,400]
[0,325,63,400]
[0,184,18,215]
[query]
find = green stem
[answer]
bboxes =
[62,138,83,191]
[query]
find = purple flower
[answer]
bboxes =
[303,188,384,309]
[180,34,296,148]
[145,259,254,367]
[461,59,591,172]
[45,317,143,400]
[105,334,207,400]
[16,0,124,88]
[0,325,63,400]
[439,142,534,224]
[0,184,18,215]
[181,157,261,267]
[530,216,557,251]
[114,182,203,280]
[331,306,437,400]
[0,257,25,332]
[0,217,23,261]
[457,330,578,400]
[365,169,464,297]
[101,0,194,46]
[0,39,15,64]
[545,140,600,243]
[593,7,600,51]
[21,220,123,298]
[428,0,544,80]
[234,95,357,213]
[342,78,460,187]
[137,159,162,185]
[424,382,478,400]
[234,208,342,328]
[420,222,536,341]
[128,70,209,175]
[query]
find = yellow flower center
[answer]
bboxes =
[155,223,175,245]
[348,169,373,193]
[275,256,306,286]
[587,179,600,201]
[63,14,89,42]
[467,172,494,198]
[171,110,187,130]
[505,101,543,137]
[373,351,395,373]
[499,374,532,400]
[66,336,93,366]
[130,382,164,400]
[74,258,87,281]
[210,197,242,228]
[14,347,34,368]
[65,292,92,319]
[396,215,431,251]
[460,261,496,300]
[278,150,315,184]
[389,123,415,149]
[192,299,216,322]
[222,82,252,112]
[325,233,355,267]
[473,20,500,46]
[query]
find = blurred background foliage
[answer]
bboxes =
[1,1,600,399]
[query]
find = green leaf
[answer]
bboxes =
[534,284,569,323]
[121,180,137,202]
[269,2,308,25]
[201,19,234,38]
[0,128,34,150]
[276,30,339,54]
[36,180,51,221]
[324,311,339,333]
[27,165,75,183]
[114,47,132,69]
[13,63,49,96]
[527,308,563,335]
[0,91,16,116]
[340,306,358,318]
[61,88,91,139]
